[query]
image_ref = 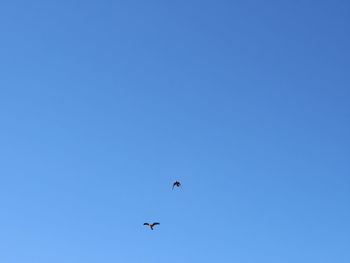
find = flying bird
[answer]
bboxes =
[172,181,181,189]
[143,222,160,230]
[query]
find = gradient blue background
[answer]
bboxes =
[0,0,349,262]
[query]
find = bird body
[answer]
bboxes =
[172,181,181,189]
[144,222,160,230]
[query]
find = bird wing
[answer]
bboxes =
[143,223,149,226]
[152,222,160,226]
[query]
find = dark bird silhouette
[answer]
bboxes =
[172,181,181,189]
[143,222,160,230]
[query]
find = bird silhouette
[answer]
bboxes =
[143,222,160,230]
[172,181,181,189]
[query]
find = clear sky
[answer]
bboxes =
[0,0,349,262]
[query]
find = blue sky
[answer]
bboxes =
[0,0,349,262]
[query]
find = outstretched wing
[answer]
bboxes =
[143,223,149,226]
[152,222,160,226]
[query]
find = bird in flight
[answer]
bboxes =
[143,222,160,230]
[172,181,181,189]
